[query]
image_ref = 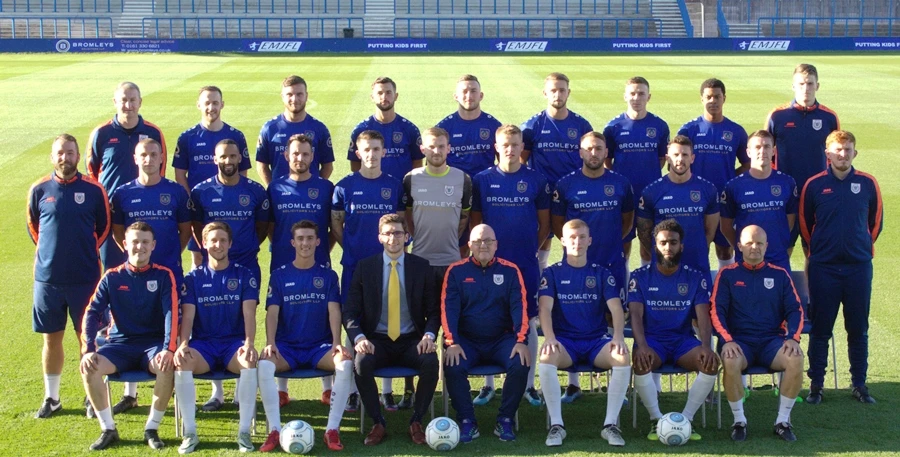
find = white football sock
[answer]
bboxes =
[718,256,735,270]
[238,368,258,433]
[683,372,716,421]
[485,376,495,389]
[604,366,630,425]
[640,258,651,267]
[539,364,563,426]
[538,250,551,272]
[123,381,137,398]
[97,407,115,431]
[653,372,662,393]
[568,373,581,389]
[382,378,393,395]
[174,371,196,435]
[322,376,333,392]
[277,377,289,393]
[775,395,795,425]
[634,373,662,420]
[210,380,224,401]
[729,400,747,424]
[327,360,353,430]
[145,408,165,430]
[258,360,281,432]
[44,374,60,401]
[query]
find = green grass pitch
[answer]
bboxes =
[0,53,898,456]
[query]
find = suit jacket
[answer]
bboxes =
[343,252,440,342]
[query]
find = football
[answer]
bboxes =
[425,416,461,451]
[280,420,315,454]
[657,412,691,446]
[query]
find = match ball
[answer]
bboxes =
[425,417,460,451]
[657,412,691,446]
[280,420,315,454]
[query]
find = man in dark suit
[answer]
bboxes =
[343,213,440,446]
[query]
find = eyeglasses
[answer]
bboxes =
[470,239,496,246]
[380,230,407,239]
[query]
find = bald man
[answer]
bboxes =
[711,225,804,442]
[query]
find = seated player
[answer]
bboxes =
[442,224,531,443]
[79,222,178,451]
[629,219,718,440]
[712,225,804,442]
[173,222,259,454]
[537,219,631,447]
[258,220,353,452]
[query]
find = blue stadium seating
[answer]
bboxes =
[718,0,900,37]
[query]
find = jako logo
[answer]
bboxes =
[745,40,790,51]
[252,41,302,52]
[496,41,548,52]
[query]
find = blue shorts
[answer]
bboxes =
[191,339,243,372]
[643,335,701,365]
[713,227,730,248]
[98,340,164,373]
[624,224,637,243]
[33,281,95,334]
[720,337,784,368]
[458,225,470,248]
[557,335,611,371]
[187,238,201,252]
[279,342,332,371]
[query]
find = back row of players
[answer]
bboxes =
[27,66,881,450]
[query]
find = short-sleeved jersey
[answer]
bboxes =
[190,175,270,271]
[638,175,719,274]
[182,263,258,343]
[332,172,405,267]
[539,261,619,339]
[110,178,191,282]
[173,123,252,190]
[552,169,634,266]
[266,263,340,348]
[677,117,749,192]
[86,116,167,194]
[27,172,110,285]
[403,167,472,267]
[766,101,840,190]
[627,264,710,339]
[721,171,798,270]
[347,115,423,180]
[268,175,334,271]
[603,112,670,197]
[81,263,178,354]
[711,262,803,342]
[436,111,503,178]
[521,110,593,186]
[256,114,334,180]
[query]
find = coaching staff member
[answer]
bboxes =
[343,213,440,446]
[801,130,883,404]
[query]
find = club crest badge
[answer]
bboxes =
[764,278,774,289]
[160,194,171,205]
[812,119,822,131]
[304,131,315,140]
[480,128,490,140]
[180,283,188,296]
[517,180,528,193]
[147,280,158,292]
[74,192,85,204]
[308,188,319,199]
[493,274,504,285]
[604,185,615,197]
[314,277,324,288]
[771,185,782,197]
[227,279,239,291]
[267,286,273,298]
[722,131,733,142]
[646,127,657,139]
[851,183,861,194]
[690,190,701,202]
[444,185,455,196]
[567,128,578,139]
[539,276,548,290]
[607,276,616,286]
[678,283,688,296]
[249,277,258,289]
[585,276,596,289]
[239,195,250,206]
[628,277,637,293]
[381,188,392,200]
[393,132,403,144]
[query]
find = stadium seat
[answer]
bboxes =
[362,366,435,433]
[631,364,706,429]
[441,364,518,431]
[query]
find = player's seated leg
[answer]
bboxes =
[173,346,211,455]
[674,338,719,440]
[257,349,292,453]
[315,346,353,451]
[321,376,333,406]
[631,338,664,440]
[223,342,260,452]
[146,344,175,450]
[203,380,226,411]
[713,232,735,270]
[593,337,631,447]
[80,352,121,451]
[768,338,803,442]
[720,340,750,441]
[343,334,359,412]
[538,339,574,447]
[443,338,480,443]
[489,335,530,442]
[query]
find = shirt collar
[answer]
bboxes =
[52,171,80,184]
[791,100,820,112]
[126,262,152,273]
[469,256,496,268]
[741,260,766,271]
[383,251,405,267]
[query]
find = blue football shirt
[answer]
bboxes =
[678,116,749,192]
[266,263,340,347]
[539,261,619,339]
[521,110,593,187]
[182,262,258,343]
[436,111,502,179]
[603,112,669,198]
[332,172,405,267]
[173,123,252,190]
[627,263,710,339]
[347,115,423,181]
[256,114,334,179]
[268,175,334,271]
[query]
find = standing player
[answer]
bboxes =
[678,78,749,269]
[436,74,502,257]
[79,222,178,451]
[712,225,804,442]
[28,134,109,418]
[720,130,798,271]
[173,85,252,268]
[86,81,166,270]
[767,63,840,256]
[470,125,550,407]
[629,219,717,441]
[538,220,631,448]
[173,222,259,454]
[603,76,670,268]
[347,77,423,180]
[521,72,593,272]
[801,130,882,404]
[637,136,719,281]
[256,75,334,185]
[258,221,354,452]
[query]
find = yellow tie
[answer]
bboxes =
[388,260,401,341]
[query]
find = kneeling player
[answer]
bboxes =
[629,219,718,440]
[538,219,631,447]
[173,222,259,453]
[258,221,353,451]
[712,225,804,441]
[80,222,178,451]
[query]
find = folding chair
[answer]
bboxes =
[361,367,435,433]
[173,371,241,437]
[442,364,519,431]
[271,368,334,432]
[717,365,782,429]
[631,364,707,428]
[545,363,610,429]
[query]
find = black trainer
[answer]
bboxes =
[144,429,165,449]
[200,397,224,412]
[731,422,748,442]
[90,429,120,451]
[774,422,797,442]
[112,395,138,415]
[35,397,61,419]
[397,389,414,409]
[805,385,823,404]
[852,385,876,404]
